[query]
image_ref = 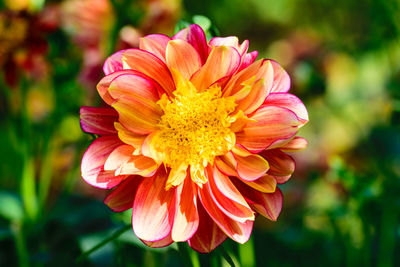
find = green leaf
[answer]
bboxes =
[193,15,212,32]
[174,20,191,34]
[0,191,23,222]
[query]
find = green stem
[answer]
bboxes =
[76,224,131,263]
[38,134,54,211]
[12,222,29,267]
[177,242,194,267]
[239,236,255,267]
[190,248,200,267]
[21,152,38,221]
[20,77,38,222]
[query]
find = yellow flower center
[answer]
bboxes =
[154,78,236,188]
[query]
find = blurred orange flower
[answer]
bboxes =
[80,25,308,252]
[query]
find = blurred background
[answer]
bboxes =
[1,0,400,266]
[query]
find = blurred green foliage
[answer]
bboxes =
[1,0,400,266]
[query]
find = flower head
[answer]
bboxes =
[80,24,308,252]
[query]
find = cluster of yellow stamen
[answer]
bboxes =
[154,78,237,188]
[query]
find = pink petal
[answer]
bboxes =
[234,154,270,181]
[97,70,137,105]
[236,106,301,153]
[261,150,295,184]
[80,106,118,135]
[104,176,143,212]
[206,167,254,223]
[103,50,124,75]
[171,179,199,242]
[141,234,173,248]
[280,137,308,152]
[190,46,240,92]
[238,51,258,72]
[264,93,309,123]
[107,72,160,103]
[139,34,171,62]
[132,170,175,242]
[198,184,253,244]
[188,204,227,253]
[122,49,175,96]
[270,60,291,93]
[81,136,127,189]
[173,24,208,64]
[166,39,202,82]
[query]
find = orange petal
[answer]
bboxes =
[122,49,175,96]
[112,95,161,135]
[236,106,301,152]
[166,39,202,82]
[132,170,175,242]
[235,61,274,114]
[139,34,171,62]
[206,167,254,223]
[280,137,308,152]
[215,152,238,177]
[229,111,256,133]
[264,93,309,123]
[141,132,165,164]
[81,136,127,189]
[114,122,146,150]
[172,179,199,242]
[104,176,143,212]
[80,107,118,135]
[119,155,158,177]
[188,204,227,253]
[241,174,277,193]
[198,183,253,244]
[234,154,269,181]
[190,46,240,92]
[223,59,264,97]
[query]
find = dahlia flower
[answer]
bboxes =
[80,24,308,252]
